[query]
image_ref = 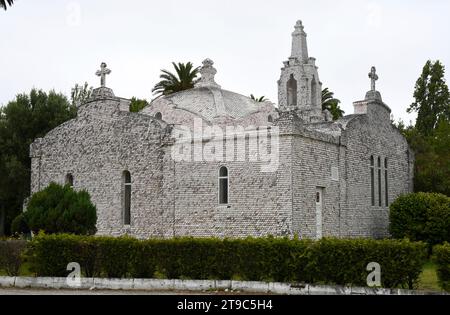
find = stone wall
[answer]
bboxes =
[276,112,343,239]
[340,100,413,238]
[30,96,173,238]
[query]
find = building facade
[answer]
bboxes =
[29,21,414,239]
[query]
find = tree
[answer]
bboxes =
[399,60,450,196]
[0,89,77,236]
[130,97,149,113]
[406,120,450,196]
[408,60,450,136]
[152,62,200,97]
[250,95,268,103]
[322,88,345,120]
[71,82,93,107]
[0,0,14,10]
[21,183,97,235]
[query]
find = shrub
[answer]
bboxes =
[390,192,450,247]
[0,240,27,276]
[26,235,427,289]
[11,214,30,236]
[23,183,97,235]
[433,243,450,292]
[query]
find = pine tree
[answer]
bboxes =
[0,90,76,236]
[408,60,450,136]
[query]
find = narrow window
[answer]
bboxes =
[287,74,298,106]
[378,157,382,207]
[155,112,162,120]
[123,171,131,225]
[245,134,250,162]
[385,158,389,207]
[267,130,272,155]
[268,115,273,123]
[370,156,375,206]
[218,167,229,205]
[65,174,74,188]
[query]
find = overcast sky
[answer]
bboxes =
[1,0,449,123]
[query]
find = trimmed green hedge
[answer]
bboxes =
[26,234,427,289]
[433,243,450,291]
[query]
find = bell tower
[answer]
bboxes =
[278,21,324,123]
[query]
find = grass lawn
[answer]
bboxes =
[0,263,34,277]
[417,261,442,292]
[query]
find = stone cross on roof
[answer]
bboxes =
[369,66,378,92]
[96,62,111,87]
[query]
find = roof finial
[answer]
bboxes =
[291,20,309,62]
[294,20,304,31]
[195,58,221,89]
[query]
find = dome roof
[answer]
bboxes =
[160,86,263,121]
[147,59,275,123]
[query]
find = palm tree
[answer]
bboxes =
[250,95,268,103]
[322,87,345,120]
[152,62,200,97]
[0,0,14,10]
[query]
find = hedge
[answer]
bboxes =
[0,240,27,276]
[433,243,450,291]
[26,234,427,289]
[305,238,427,289]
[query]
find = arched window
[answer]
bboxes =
[268,115,273,123]
[155,112,162,120]
[370,156,375,206]
[65,174,74,188]
[378,157,382,207]
[123,171,131,225]
[287,74,298,106]
[385,158,389,207]
[218,167,229,205]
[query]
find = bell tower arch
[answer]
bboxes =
[278,21,324,122]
